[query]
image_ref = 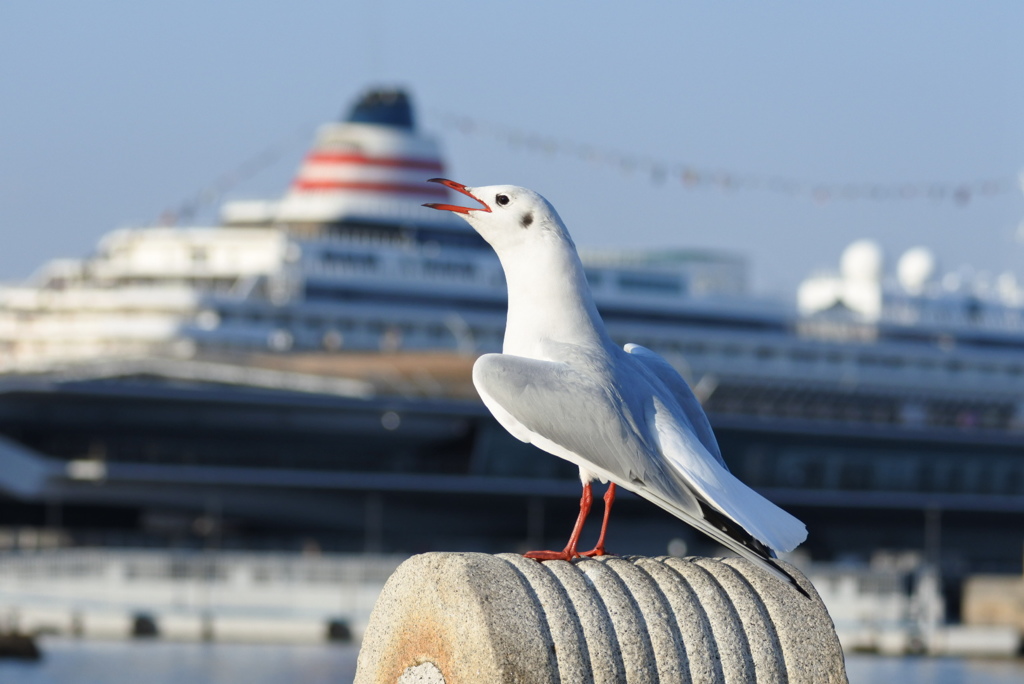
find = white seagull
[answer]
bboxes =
[425,179,807,586]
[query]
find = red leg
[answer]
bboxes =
[581,483,616,557]
[524,482,593,561]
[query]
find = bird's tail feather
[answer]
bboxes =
[704,471,807,553]
[642,488,810,597]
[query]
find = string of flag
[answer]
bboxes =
[432,110,1023,207]
[158,109,1022,226]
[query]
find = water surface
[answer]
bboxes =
[3,639,1024,683]
[0,639,358,684]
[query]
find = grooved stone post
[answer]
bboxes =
[355,553,847,684]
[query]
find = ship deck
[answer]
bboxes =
[0,351,1022,599]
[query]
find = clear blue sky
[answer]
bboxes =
[1,2,1021,296]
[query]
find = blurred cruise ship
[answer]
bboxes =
[1,88,1023,593]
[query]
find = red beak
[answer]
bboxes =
[423,178,491,214]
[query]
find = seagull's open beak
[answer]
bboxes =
[423,178,492,214]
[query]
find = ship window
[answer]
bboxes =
[412,227,489,250]
[321,251,378,270]
[423,260,475,278]
[617,272,682,295]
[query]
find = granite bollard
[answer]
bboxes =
[355,552,847,684]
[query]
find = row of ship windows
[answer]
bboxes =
[314,255,684,295]
[750,453,1024,496]
[706,387,1017,431]
[98,267,682,296]
[318,252,480,280]
[585,270,685,295]
[107,277,238,290]
[216,311,492,340]
[290,222,490,251]
[634,339,1024,377]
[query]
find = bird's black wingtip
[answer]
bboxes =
[694,501,812,598]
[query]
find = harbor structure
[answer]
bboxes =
[0,88,1022,612]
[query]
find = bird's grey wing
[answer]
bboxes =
[618,346,806,552]
[623,343,725,468]
[472,352,703,518]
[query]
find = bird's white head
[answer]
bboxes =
[423,179,573,254]
[424,179,610,352]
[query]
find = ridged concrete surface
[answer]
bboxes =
[355,553,847,684]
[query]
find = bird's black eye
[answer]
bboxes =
[495,194,510,206]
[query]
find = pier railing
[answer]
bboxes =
[0,549,405,642]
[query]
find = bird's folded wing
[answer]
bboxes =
[472,353,702,517]
[623,343,726,469]
[623,344,806,550]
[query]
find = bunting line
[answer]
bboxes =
[431,110,1022,207]
[157,110,1022,227]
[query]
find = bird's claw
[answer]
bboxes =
[523,549,579,562]
[524,547,614,562]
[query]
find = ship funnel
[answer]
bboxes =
[273,88,461,227]
[346,89,415,129]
